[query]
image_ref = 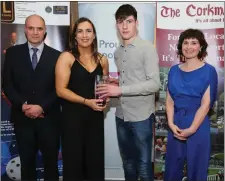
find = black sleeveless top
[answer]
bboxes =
[61,60,103,110]
[68,60,103,99]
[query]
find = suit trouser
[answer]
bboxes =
[14,116,60,181]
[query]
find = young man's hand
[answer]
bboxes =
[96,84,122,98]
[108,78,119,85]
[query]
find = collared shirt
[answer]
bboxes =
[28,41,44,63]
[114,36,160,122]
[10,42,16,46]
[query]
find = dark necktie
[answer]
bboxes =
[31,48,38,70]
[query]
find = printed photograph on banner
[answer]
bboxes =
[208,66,224,180]
[209,126,224,180]
[210,67,224,131]
[158,67,170,99]
[154,135,167,181]
[155,67,169,136]
[155,68,169,147]
[209,131,224,171]
[155,114,168,135]
[217,67,224,96]
[216,97,224,130]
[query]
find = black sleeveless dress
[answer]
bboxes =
[61,60,104,181]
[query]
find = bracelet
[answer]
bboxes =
[83,98,86,104]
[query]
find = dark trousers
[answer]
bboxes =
[62,110,104,181]
[14,117,60,181]
[116,114,154,181]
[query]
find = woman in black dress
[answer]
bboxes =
[55,17,109,181]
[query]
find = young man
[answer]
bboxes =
[3,14,61,181]
[96,4,160,181]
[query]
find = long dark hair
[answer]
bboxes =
[69,17,101,63]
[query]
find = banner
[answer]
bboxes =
[78,2,156,179]
[1,1,70,180]
[155,2,224,181]
[1,1,69,25]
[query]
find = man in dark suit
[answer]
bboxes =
[3,14,61,181]
[3,32,17,54]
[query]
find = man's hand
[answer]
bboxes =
[23,104,44,119]
[22,103,30,112]
[96,84,122,98]
[108,78,119,85]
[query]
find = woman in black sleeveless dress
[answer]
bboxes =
[55,17,109,181]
